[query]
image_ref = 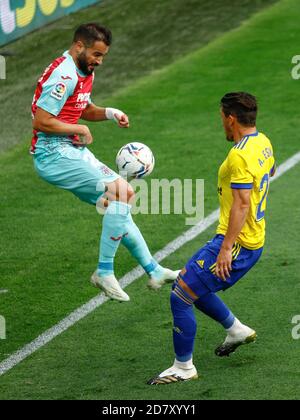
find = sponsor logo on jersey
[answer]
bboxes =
[75,103,88,110]
[77,92,91,102]
[61,75,72,80]
[50,82,66,100]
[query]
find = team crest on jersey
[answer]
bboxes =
[51,82,66,100]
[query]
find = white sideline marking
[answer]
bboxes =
[0,152,300,377]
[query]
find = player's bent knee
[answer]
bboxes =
[105,178,135,203]
[118,179,135,203]
[170,291,192,312]
[117,178,135,203]
[171,292,197,335]
[126,185,135,203]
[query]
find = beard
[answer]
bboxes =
[225,128,234,142]
[226,135,234,142]
[77,51,94,75]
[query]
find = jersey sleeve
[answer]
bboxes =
[228,149,254,189]
[36,67,77,116]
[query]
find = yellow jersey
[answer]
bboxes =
[217,132,275,250]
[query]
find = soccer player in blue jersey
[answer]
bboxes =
[31,23,179,302]
[148,92,276,385]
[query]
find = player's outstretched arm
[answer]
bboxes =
[80,103,107,121]
[81,104,129,128]
[33,107,93,144]
[216,188,251,281]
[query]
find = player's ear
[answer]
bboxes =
[228,114,235,126]
[75,40,85,53]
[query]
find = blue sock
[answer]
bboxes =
[98,201,131,276]
[170,291,197,362]
[121,212,160,275]
[195,292,235,329]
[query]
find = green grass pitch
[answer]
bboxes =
[0,0,300,400]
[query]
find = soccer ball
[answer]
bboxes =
[116,142,155,179]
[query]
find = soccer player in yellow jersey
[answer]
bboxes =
[148,92,276,385]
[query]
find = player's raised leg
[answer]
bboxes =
[91,178,133,301]
[102,180,180,289]
[92,177,180,301]
[120,221,180,290]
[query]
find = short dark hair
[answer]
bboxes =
[221,92,258,127]
[73,23,112,47]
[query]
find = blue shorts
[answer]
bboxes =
[33,138,120,205]
[179,235,263,298]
